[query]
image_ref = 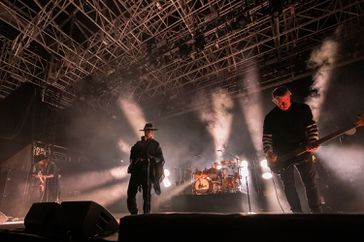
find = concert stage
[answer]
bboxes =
[1,212,363,242]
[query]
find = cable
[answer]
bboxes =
[271,174,286,213]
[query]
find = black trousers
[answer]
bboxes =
[127,164,152,214]
[280,156,322,213]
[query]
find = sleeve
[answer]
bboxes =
[263,116,273,153]
[304,105,319,144]
[130,144,137,163]
[153,143,165,165]
[47,162,57,178]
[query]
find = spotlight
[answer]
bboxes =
[240,160,249,167]
[240,161,249,177]
[163,169,172,188]
[262,171,273,180]
[164,169,170,177]
[163,178,172,188]
[260,159,268,168]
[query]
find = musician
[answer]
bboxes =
[262,86,323,213]
[32,154,60,202]
[127,123,165,214]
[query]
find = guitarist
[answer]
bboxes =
[262,86,322,213]
[32,154,60,202]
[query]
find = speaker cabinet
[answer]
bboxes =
[24,202,61,236]
[58,201,119,239]
[24,201,118,239]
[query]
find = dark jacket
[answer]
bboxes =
[128,137,165,185]
[263,102,319,156]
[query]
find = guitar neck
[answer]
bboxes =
[280,124,357,160]
[313,124,358,146]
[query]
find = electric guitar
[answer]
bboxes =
[33,171,46,192]
[268,114,364,173]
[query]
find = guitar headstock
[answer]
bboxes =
[355,114,364,127]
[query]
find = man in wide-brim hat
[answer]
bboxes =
[126,123,165,214]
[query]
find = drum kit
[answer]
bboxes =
[192,160,242,195]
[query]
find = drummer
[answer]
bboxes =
[205,161,222,181]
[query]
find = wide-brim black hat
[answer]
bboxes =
[139,123,158,131]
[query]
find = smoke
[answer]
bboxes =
[317,144,364,182]
[118,97,147,137]
[197,89,234,160]
[60,166,130,209]
[153,181,193,211]
[239,63,264,156]
[306,38,339,121]
[117,139,131,154]
[64,182,129,208]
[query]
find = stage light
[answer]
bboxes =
[164,168,170,177]
[163,168,172,188]
[155,2,162,10]
[163,178,172,188]
[240,160,249,167]
[240,162,250,177]
[262,171,273,180]
[260,159,268,168]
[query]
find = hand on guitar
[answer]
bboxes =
[33,173,46,183]
[266,150,278,163]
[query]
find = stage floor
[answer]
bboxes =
[1,212,363,242]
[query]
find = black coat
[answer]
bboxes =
[128,137,165,185]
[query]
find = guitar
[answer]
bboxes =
[268,114,364,173]
[33,171,47,192]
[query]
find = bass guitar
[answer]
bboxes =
[268,114,364,173]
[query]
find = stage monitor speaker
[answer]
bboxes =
[24,201,118,239]
[58,201,119,239]
[24,202,61,236]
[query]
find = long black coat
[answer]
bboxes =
[128,137,165,186]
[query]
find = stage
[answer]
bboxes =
[1,212,363,242]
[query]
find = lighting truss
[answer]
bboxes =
[0,0,363,112]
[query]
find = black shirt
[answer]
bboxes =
[263,102,319,156]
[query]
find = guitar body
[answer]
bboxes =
[268,150,309,174]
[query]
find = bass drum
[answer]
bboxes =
[193,177,212,195]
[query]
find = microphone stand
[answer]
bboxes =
[218,150,252,213]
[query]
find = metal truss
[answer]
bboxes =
[0,0,363,112]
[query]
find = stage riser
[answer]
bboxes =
[119,213,363,242]
[171,193,247,212]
